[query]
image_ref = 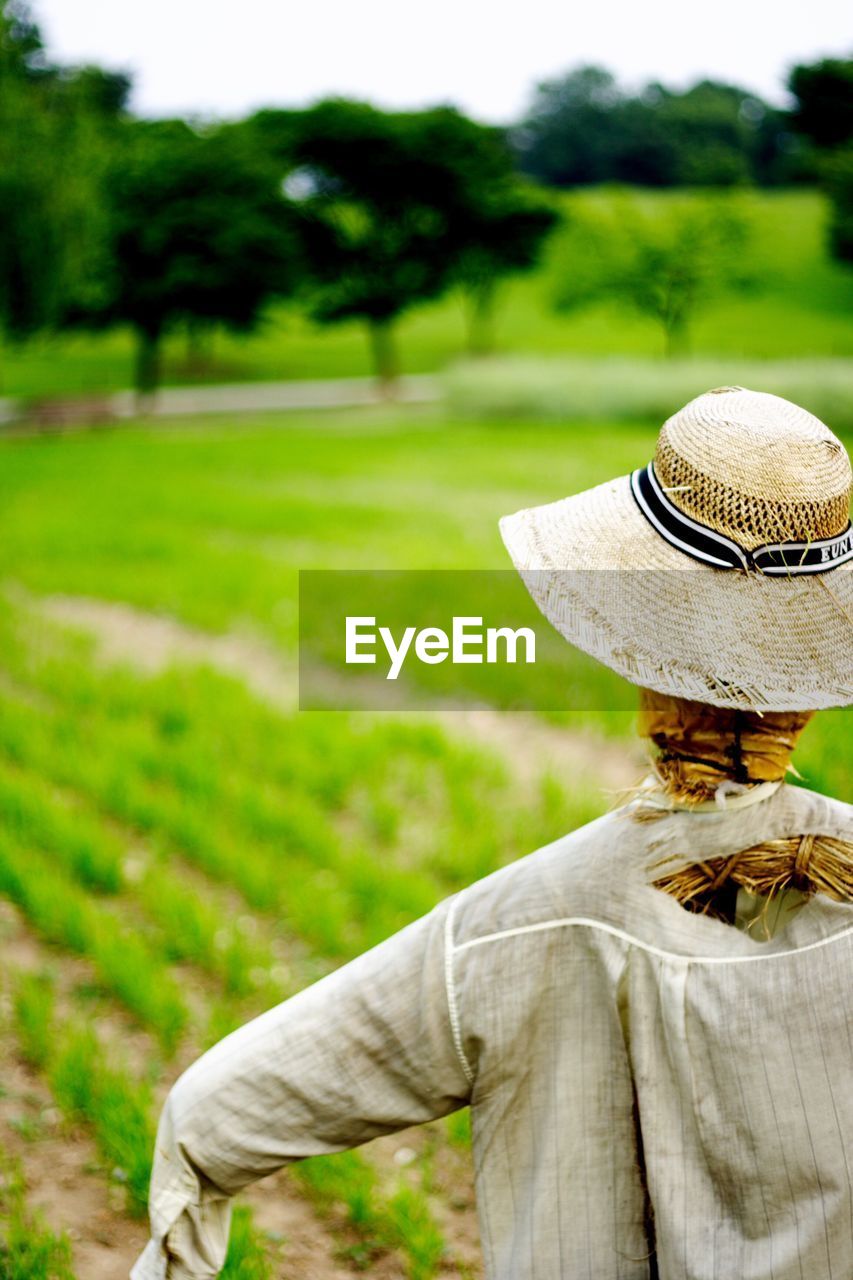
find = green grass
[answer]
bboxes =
[0,828,187,1051]
[0,1154,75,1280]
[0,754,279,999]
[10,975,274,1267]
[294,1149,447,1280]
[0,758,123,895]
[0,406,845,785]
[2,189,852,400]
[0,598,555,1276]
[0,600,601,956]
[12,973,55,1074]
[384,1182,447,1280]
[443,355,853,431]
[0,534,600,1276]
[221,1206,276,1279]
[0,410,657,641]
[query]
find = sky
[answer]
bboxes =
[34,0,852,124]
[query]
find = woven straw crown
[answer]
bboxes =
[655,386,852,549]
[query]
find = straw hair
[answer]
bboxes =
[500,387,853,711]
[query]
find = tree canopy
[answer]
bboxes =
[0,0,125,352]
[512,65,797,189]
[788,58,853,268]
[789,58,853,151]
[260,100,557,380]
[553,192,753,355]
[80,121,301,400]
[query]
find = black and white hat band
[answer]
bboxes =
[630,462,853,576]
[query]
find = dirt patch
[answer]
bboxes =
[0,1030,394,1280]
[38,592,296,710]
[0,900,160,1078]
[0,904,151,1280]
[444,706,644,798]
[244,1172,359,1280]
[0,1043,152,1280]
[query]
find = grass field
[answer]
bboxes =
[0,407,849,1276]
[3,189,853,400]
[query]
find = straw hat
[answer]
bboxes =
[500,387,853,711]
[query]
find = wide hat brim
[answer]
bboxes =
[500,473,853,711]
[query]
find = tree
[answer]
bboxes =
[279,100,461,388]
[788,59,853,269]
[512,67,629,187]
[0,1,129,382]
[0,85,64,348]
[0,0,47,79]
[267,100,556,383]
[0,1,59,354]
[451,190,558,355]
[553,192,752,356]
[430,121,558,356]
[788,59,853,151]
[650,81,780,186]
[86,121,300,405]
[824,147,853,264]
[512,65,790,188]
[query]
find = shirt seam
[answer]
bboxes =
[451,915,853,965]
[444,895,475,1084]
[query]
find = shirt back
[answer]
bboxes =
[449,783,853,1280]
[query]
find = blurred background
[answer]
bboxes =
[0,2,850,1276]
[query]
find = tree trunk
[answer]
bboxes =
[367,318,399,397]
[663,313,690,359]
[465,280,497,357]
[134,328,162,414]
[185,320,214,374]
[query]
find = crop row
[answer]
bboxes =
[0,753,282,1002]
[0,1148,75,1280]
[0,598,607,1276]
[11,971,271,1275]
[0,599,596,896]
[0,706,459,1271]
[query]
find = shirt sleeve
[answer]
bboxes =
[130,894,473,1280]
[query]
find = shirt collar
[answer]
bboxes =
[634,777,783,814]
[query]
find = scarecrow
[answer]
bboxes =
[133,387,852,1280]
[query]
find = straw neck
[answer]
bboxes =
[637,688,815,806]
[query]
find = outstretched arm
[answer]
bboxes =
[131,894,472,1279]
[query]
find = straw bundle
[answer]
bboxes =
[652,833,853,923]
[636,689,852,924]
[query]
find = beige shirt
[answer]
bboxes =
[131,783,853,1280]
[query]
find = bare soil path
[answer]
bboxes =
[0,375,438,429]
